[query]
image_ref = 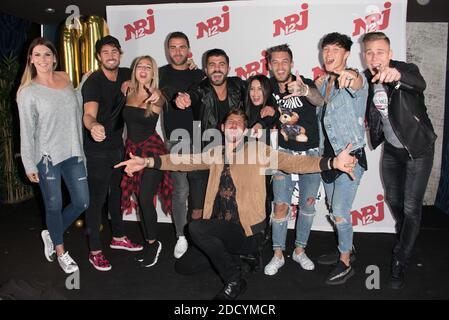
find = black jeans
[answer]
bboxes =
[138,168,163,241]
[382,142,434,264]
[85,148,125,251]
[176,220,262,283]
[187,170,209,211]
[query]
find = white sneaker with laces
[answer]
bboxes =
[41,230,56,262]
[264,255,285,276]
[57,251,79,274]
[292,250,315,270]
[174,236,188,259]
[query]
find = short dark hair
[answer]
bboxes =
[362,32,390,46]
[95,35,122,55]
[266,44,293,62]
[205,48,229,65]
[223,108,248,128]
[166,31,190,48]
[321,32,353,51]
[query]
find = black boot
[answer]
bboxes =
[389,259,405,290]
[213,278,247,300]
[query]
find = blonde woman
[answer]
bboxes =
[120,55,172,267]
[17,37,88,274]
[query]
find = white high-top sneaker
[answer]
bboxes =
[41,230,56,262]
[57,251,79,274]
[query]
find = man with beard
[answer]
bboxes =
[174,48,247,222]
[263,44,325,277]
[159,32,205,259]
[82,35,142,272]
[114,109,357,300]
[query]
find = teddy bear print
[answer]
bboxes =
[278,107,308,142]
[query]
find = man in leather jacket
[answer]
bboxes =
[175,48,247,221]
[362,32,437,290]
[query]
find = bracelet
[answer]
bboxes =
[330,157,335,170]
[145,157,150,168]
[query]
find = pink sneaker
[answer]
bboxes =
[89,252,112,271]
[110,236,143,252]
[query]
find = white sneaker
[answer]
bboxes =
[292,250,315,270]
[57,251,79,274]
[41,230,56,262]
[174,236,188,259]
[264,255,285,276]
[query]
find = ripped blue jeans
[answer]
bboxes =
[37,156,89,246]
[271,148,321,251]
[323,163,364,253]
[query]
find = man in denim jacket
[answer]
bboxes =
[315,32,368,285]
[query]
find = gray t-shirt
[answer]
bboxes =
[372,83,403,148]
[17,82,85,173]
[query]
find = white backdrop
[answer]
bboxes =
[106,0,408,233]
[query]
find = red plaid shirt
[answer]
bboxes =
[120,133,173,215]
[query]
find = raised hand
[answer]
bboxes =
[371,65,401,84]
[284,71,309,99]
[333,69,358,89]
[175,92,192,109]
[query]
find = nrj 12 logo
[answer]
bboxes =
[351,194,385,226]
[235,50,269,80]
[273,3,309,37]
[352,2,391,37]
[196,6,230,39]
[124,9,155,41]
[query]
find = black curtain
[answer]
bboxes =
[0,12,32,57]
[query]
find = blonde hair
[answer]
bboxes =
[17,37,58,98]
[129,55,159,117]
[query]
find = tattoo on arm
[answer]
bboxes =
[306,87,325,107]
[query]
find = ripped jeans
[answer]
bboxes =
[37,156,89,246]
[271,148,321,251]
[323,163,364,253]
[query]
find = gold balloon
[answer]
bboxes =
[60,17,83,87]
[75,219,84,228]
[80,16,109,74]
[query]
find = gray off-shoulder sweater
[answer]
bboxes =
[17,82,85,174]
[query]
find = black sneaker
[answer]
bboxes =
[137,241,162,268]
[325,260,355,285]
[389,260,405,290]
[317,246,356,265]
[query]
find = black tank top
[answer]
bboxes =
[122,105,159,143]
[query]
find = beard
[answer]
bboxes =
[209,72,227,86]
[102,61,119,71]
[171,55,188,66]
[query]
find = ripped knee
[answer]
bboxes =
[272,202,289,221]
[305,197,315,206]
[329,214,348,225]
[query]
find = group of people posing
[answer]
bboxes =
[17,30,436,300]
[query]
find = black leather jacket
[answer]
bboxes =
[189,77,247,132]
[364,60,436,158]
